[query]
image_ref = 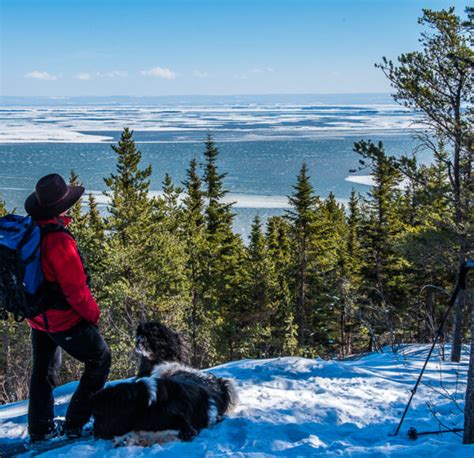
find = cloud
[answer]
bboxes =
[235,67,275,80]
[24,71,60,81]
[193,70,209,78]
[141,66,176,79]
[75,72,92,81]
[251,67,275,74]
[96,70,128,78]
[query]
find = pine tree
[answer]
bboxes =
[308,193,348,355]
[0,198,6,217]
[104,127,153,242]
[377,7,473,362]
[396,149,457,343]
[347,190,362,275]
[157,173,183,232]
[203,133,234,235]
[343,190,365,355]
[285,163,319,348]
[182,158,210,367]
[354,140,405,350]
[201,133,244,362]
[102,128,165,377]
[68,170,84,224]
[239,216,278,357]
[266,216,295,355]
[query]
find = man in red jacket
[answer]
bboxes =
[24,173,111,442]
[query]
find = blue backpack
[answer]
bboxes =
[0,215,45,321]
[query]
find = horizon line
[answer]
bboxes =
[0,91,393,99]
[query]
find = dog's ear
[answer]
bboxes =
[136,322,145,336]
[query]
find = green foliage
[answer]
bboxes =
[0,198,7,217]
[285,163,319,348]
[3,7,471,396]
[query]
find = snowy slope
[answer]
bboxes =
[1,345,473,457]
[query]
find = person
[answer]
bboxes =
[24,173,111,442]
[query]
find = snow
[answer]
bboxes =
[1,345,473,457]
[345,175,410,190]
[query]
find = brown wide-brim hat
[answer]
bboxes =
[25,173,85,220]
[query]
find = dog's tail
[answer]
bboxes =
[216,377,238,414]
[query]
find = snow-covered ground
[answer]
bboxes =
[0,345,472,457]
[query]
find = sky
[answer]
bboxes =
[0,0,469,97]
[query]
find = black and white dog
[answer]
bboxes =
[135,321,190,376]
[92,322,237,446]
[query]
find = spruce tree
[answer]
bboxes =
[286,163,318,348]
[377,7,473,362]
[266,216,295,355]
[354,140,405,350]
[182,158,210,367]
[201,133,244,362]
[344,190,365,354]
[239,216,278,357]
[102,128,164,377]
[203,132,234,235]
[104,127,153,242]
[308,193,348,355]
[68,170,84,223]
[0,198,6,217]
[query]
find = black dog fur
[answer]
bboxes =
[91,321,237,444]
[135,321,190,376]
[92,362,237,442]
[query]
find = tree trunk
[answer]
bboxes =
[297,235,307,348]
[340,303,345,358]
[463,299,474,443]
[452,254,466,362]
[451,289,465,362]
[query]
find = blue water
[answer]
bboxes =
[0,136,425,240]
[0,97,431,240]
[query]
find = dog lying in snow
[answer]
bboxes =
[135,321,190,376]
[91,321,237,446]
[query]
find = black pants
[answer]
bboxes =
[28,321,111,436]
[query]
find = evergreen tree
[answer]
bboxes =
[203,133,234,235]
[157,173,183,232]
[377,7,473,362]
[201,133,244,362]
[182,158,210,367]
[354,140,405,350]
[102,128,185,377]
[68,170,84,224]
[266,216,295,355]
[238,216,279,358]
[286,163,319,348]
[308,193,348,355]
[0,198,6,217]
[342,190,366,355]
[104,127,153,242]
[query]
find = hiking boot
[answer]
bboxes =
[64,425,83,439]
[29,419,64,443]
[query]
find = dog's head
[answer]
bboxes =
[92,381,150,439]
[135,321,189,365]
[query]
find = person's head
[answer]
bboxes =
[24,173,84,220]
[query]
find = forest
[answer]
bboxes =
[0,8,472,437]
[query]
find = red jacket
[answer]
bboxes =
[26,216,100,333]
